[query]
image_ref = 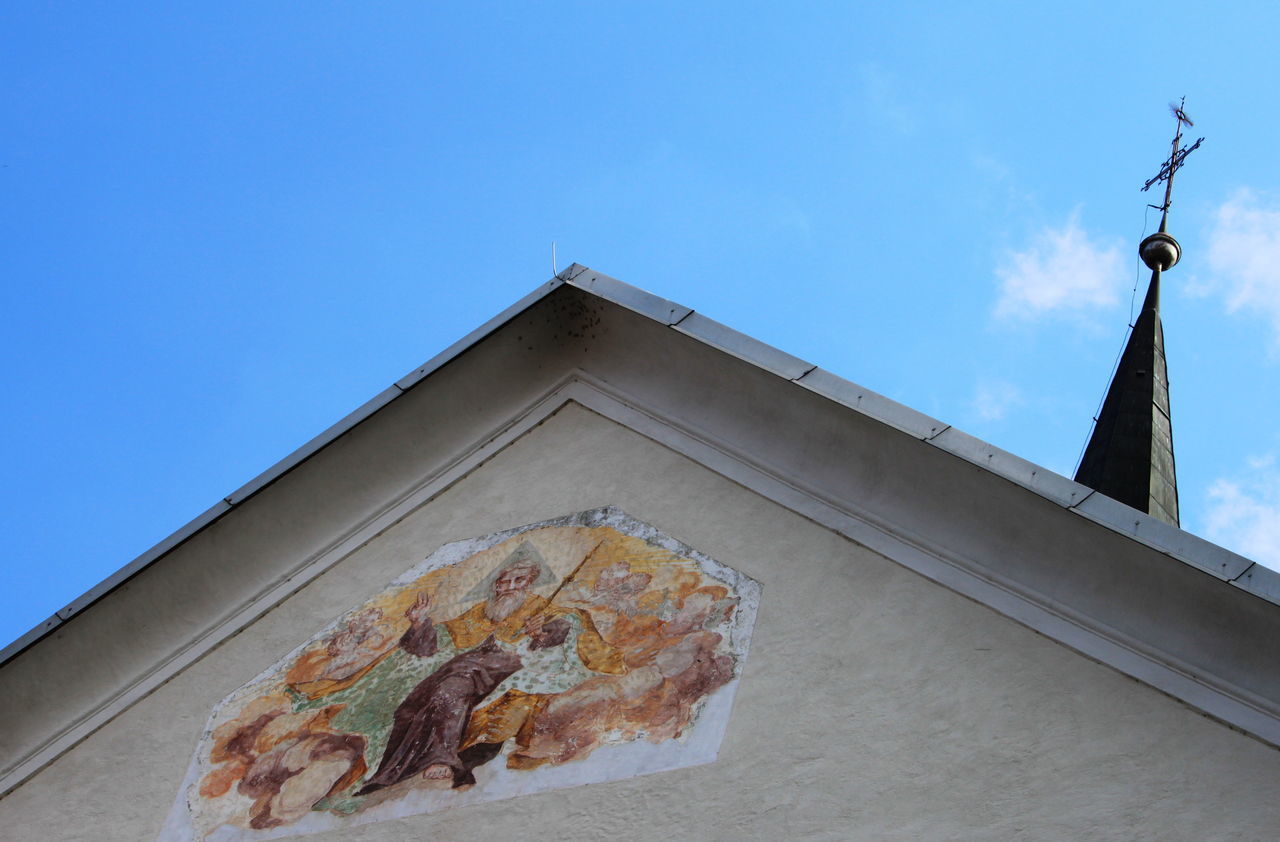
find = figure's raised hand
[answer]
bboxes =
[404,591,433,624]
[523,613,546,636]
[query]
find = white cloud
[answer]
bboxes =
[1203,455,1280,570]
[1247,452,1277,471]
[994,214,1126,322]
[1205,189,1280,346]
[970,380,1023,422]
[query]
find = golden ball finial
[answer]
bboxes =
[1139,232,1180,271]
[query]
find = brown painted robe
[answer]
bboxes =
[355,636,522,791]
[356,595,622,792]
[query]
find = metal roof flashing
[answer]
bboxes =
[0,274,566,667]
[3,263,1275,668]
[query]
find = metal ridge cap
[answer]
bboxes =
[1070,491,1255,583]
[237,274,569,504]
[0,615,62,667]
[0,272,570,667]
[928,426,1262,594]
[562,267,692,325]
[794,367,949,440]
[6,263,1277,667]
[394,276,567,390]
[673,311,815,380]
[556,266,1276,605]
[0,497,237,668]
[926,426,1092,508]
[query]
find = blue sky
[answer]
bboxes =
[4,2,1280,648]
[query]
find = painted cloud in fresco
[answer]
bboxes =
[161,508,760,841]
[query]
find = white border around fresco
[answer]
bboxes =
[159,507,762,842]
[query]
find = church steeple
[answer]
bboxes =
[1074,102,1202,527]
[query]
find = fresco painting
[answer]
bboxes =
[164,508,760,840]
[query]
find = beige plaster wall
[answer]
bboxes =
[3,402,1278,841]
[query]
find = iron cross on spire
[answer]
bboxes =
[1141,97,1204,232]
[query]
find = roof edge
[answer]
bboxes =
[4,263,1273,666]
[0,274,567,666]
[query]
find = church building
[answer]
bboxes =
[3,238,1280,838]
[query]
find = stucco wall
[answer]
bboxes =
[3,403,1278,840]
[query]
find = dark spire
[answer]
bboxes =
[1074,264,1179,525]
[1074,102,1202,527]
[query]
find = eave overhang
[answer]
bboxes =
[3,264,1279,796]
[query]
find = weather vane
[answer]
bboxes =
[1137,98,1204,273]
[1141,97,1204,225]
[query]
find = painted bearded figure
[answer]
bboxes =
[354,549,625,793]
